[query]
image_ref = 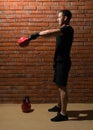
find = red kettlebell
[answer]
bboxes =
[21,96,31,113]
[18,36,29,47]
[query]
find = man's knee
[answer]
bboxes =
[58,86,67,92]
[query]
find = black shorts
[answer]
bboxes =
[53,59,71,87]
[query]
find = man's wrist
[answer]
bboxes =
[28,32,40,40]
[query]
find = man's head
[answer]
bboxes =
[57,10,72,26]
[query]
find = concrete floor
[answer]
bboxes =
[0,103,93,130]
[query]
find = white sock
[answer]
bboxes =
[57,105,61,108]
[60,111,66,116]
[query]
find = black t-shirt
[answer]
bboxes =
[54,25,74,62]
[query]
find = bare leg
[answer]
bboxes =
[51,86,68,121]
[57,88,61,108]
[59,87,68,115]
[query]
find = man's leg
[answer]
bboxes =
[48,87,61,112]
[59,86,68,115]
[51,86,68,122]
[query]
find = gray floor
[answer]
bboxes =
[0,103,93,130]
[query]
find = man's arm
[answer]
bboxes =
[39,28,60,36]
[28,27,63,41]
[18,28,62,47]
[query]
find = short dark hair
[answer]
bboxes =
[59,10,72,22]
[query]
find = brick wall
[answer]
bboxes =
[0,0,93,103]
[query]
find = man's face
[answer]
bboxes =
[57,12,65,26]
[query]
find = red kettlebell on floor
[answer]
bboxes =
[21,96,31,113]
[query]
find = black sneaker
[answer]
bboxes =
[48,106,61,112]
[51,113,68,122]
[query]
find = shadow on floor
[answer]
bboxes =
[68,110,93,121]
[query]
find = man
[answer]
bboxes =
[39,10,74,122]
[18,9,74,122]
